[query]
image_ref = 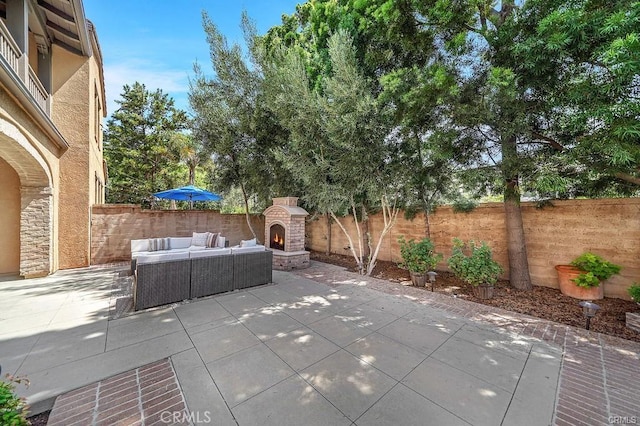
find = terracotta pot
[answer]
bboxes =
[555,265,604,300]
[472,284,494,299]
[410,272,427,287]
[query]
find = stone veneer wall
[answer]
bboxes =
[91,205,264,265]
[20,186,52,277]
[306,198,640,299]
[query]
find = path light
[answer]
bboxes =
[427,271,438,292]
[579,301,600,330]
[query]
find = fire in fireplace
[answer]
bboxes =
[270,224,285,251]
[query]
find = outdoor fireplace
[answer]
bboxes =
[263,197,310,270]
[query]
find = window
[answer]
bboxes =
[94,82,102,149]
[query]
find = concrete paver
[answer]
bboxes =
[232,375,351,426]
[206,343,295,407]
[403,357,514,426]
[300,349,397,421]
[344,332,427,380]
[264,327,341,371]
[0,261,638,425]
[357,383,470,426]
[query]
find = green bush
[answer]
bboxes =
[0,375,30,426]
[627,283,640,303]
[398,236,442,274]
[447,238,503,287]
[570,252,621,288]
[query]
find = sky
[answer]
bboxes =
[83,0,300,117]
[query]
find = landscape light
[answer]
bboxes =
[427,271,438,291]
[579,301,600,330]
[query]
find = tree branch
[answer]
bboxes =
[531,132,565,151]
[614,172,640,186]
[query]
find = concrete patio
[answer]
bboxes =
[0,262,637,425]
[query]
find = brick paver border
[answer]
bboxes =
[47,359,190,426]
[292,262,640,426]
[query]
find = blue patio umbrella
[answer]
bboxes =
[154,185,221,208]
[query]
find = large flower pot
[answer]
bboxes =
[472,284,494,299]
[410,272,427,287]
[555,265,604,300]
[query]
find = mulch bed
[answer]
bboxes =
[26,410,49,426]
[310,251,640,343]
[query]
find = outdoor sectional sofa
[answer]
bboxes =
[131,236,272,311]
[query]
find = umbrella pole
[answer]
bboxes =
[189,195,193,210]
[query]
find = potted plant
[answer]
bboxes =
[555,252,621,300]
[398,236,443,287]
[628,283,640,304]
[447,238,503,299]
[627,283,640,332]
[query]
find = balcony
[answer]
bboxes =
[0,19,51,116]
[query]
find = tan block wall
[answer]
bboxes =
[0,157,20,274]
[307,199,640,299]
[91,205,265,264]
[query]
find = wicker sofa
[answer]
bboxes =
[133,241,272,311]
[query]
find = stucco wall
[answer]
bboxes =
[307,198,640,299]
[0,157,20,274]
[91,205,265,264]
[88,52,105,204]
[0,87,60,273]
[52,45,92,269]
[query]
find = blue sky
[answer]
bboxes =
[83,0,300,117]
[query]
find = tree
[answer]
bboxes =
[190,12,296,239]
[104,82,188,207]
[502,0,640,194]
[264,0,466,243]
[265,30,402,275]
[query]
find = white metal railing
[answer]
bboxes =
[0,19,20,74]
[28,66,49,113]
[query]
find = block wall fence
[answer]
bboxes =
[305,198,640,299]
[91,198,639,299]
[90,205,264,265]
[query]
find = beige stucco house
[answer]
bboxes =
[0,0,106,277]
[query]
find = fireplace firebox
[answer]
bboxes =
[270,224,285,251]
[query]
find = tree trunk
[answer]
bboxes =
[424,210,431,239]
[239,182,258,241]
[325,213,332,255]
[361,205,371,270]
[502,135,532,290]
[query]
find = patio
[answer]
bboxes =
[0,262,638,425]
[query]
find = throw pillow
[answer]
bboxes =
[148,237,170,252]
[240,238,257,247]
[206,232,219,248]
[192,232,208,247]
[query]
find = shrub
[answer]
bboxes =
[570,252,621,288]
[447,238,503,287]
[0,374,30,426]
[398,236,442,274]
[627,283,640,303]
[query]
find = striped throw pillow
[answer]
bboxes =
[148,237,170,252]
[206,232,219,248]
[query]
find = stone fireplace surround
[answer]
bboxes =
[263,197,310,270]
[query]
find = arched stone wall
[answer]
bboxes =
[0,117,54,276]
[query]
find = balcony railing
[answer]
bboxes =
[0,19,51,116]
[28,66,49,114]
[0,20,20,73]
